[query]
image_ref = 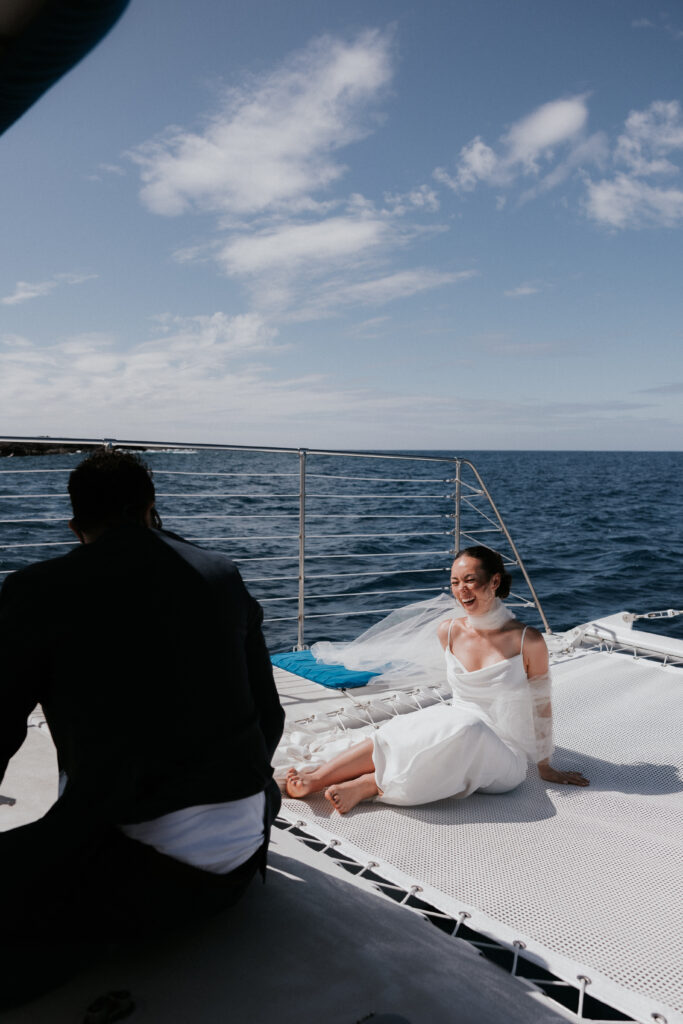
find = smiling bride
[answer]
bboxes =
[286,546,589,813]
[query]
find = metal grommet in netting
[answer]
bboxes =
[452,910,470,936]
[576,975,591,1018]
[650,1014,668,1024]
[399,884,423,905]
[511,940,526,975]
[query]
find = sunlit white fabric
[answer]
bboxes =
[465,597,516,630]
[445,642,554,765]
[373,638,541,805]
[311,593,457,688]
[374,702,528,805]
[311,595,554,765]
[527,670,554,762]
[120,792,265,874]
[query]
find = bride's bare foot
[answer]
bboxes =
[324,773,378,814]
[285,767,319,799]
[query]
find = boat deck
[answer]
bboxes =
[272,636,683,1024]
[1,704,569,1024]
[2,621,682,1023]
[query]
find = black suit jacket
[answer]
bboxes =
[0,526,284,837]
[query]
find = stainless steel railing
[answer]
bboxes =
[0,435,550,647]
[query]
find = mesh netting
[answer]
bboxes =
[281,651,683,1024]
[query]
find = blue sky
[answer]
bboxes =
[1,0,682,449]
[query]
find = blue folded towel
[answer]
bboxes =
[270,649,380,689]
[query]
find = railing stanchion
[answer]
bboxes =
[454,458,461,555]
[297,449,307,650]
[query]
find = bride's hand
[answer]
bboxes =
[537,762,589,786]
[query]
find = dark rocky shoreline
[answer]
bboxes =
[0,441,138,457]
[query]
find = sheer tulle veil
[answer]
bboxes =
[311,592,460,688]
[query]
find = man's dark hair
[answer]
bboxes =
[68,449,156,532]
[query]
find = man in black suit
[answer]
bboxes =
[0,449,284,1007]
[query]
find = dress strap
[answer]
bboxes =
[447,618,456,651]
[520,625,529,657]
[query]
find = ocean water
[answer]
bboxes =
[1,448,682,651]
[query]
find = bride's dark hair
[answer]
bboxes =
[453,545,512,599]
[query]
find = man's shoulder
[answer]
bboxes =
[1,547,82,588]
[0,548,85,618]
[153,529,240,579]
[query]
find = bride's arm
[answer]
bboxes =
[524,629,589,787]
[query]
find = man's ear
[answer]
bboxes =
[144,502,158,528]
[68,518,86,544]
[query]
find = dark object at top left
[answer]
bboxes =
[0,0,131,136]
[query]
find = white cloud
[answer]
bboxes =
[0,314,459,444]
[86,162,127,182]
[503,97,588,170]
[172,242,217,265]
[128,29,457,323]
[584,173,683,228]
[130,30,393,217]
[459,137,499,186]
[406,185,440,211]
[337,268,475,305]
[1,314,278,389]
[434,95,683,231]
[584,100,683,228]
[0,314,280,430]
[288,268,476,321]
[159,311,279,352]
[2,280,57,305]
[384,184,440,214]
[0,333,32,348]
[519,131,608,202]
[99,162,126,176]
[435,96,591,194]
[631,15,683,40]
[435,137,498,191]
[55,272,98,285]
[504,284,540,297]
[1,272,97,306]
[3,317,678,449]
[218,215,389,276]
[210,195,456,316]
[614,100,683,176]
[349,315,391,337]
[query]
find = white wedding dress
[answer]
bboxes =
[277,595,553,806]
[372,620,531,805]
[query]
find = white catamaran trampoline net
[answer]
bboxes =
[279,650,683,1024]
